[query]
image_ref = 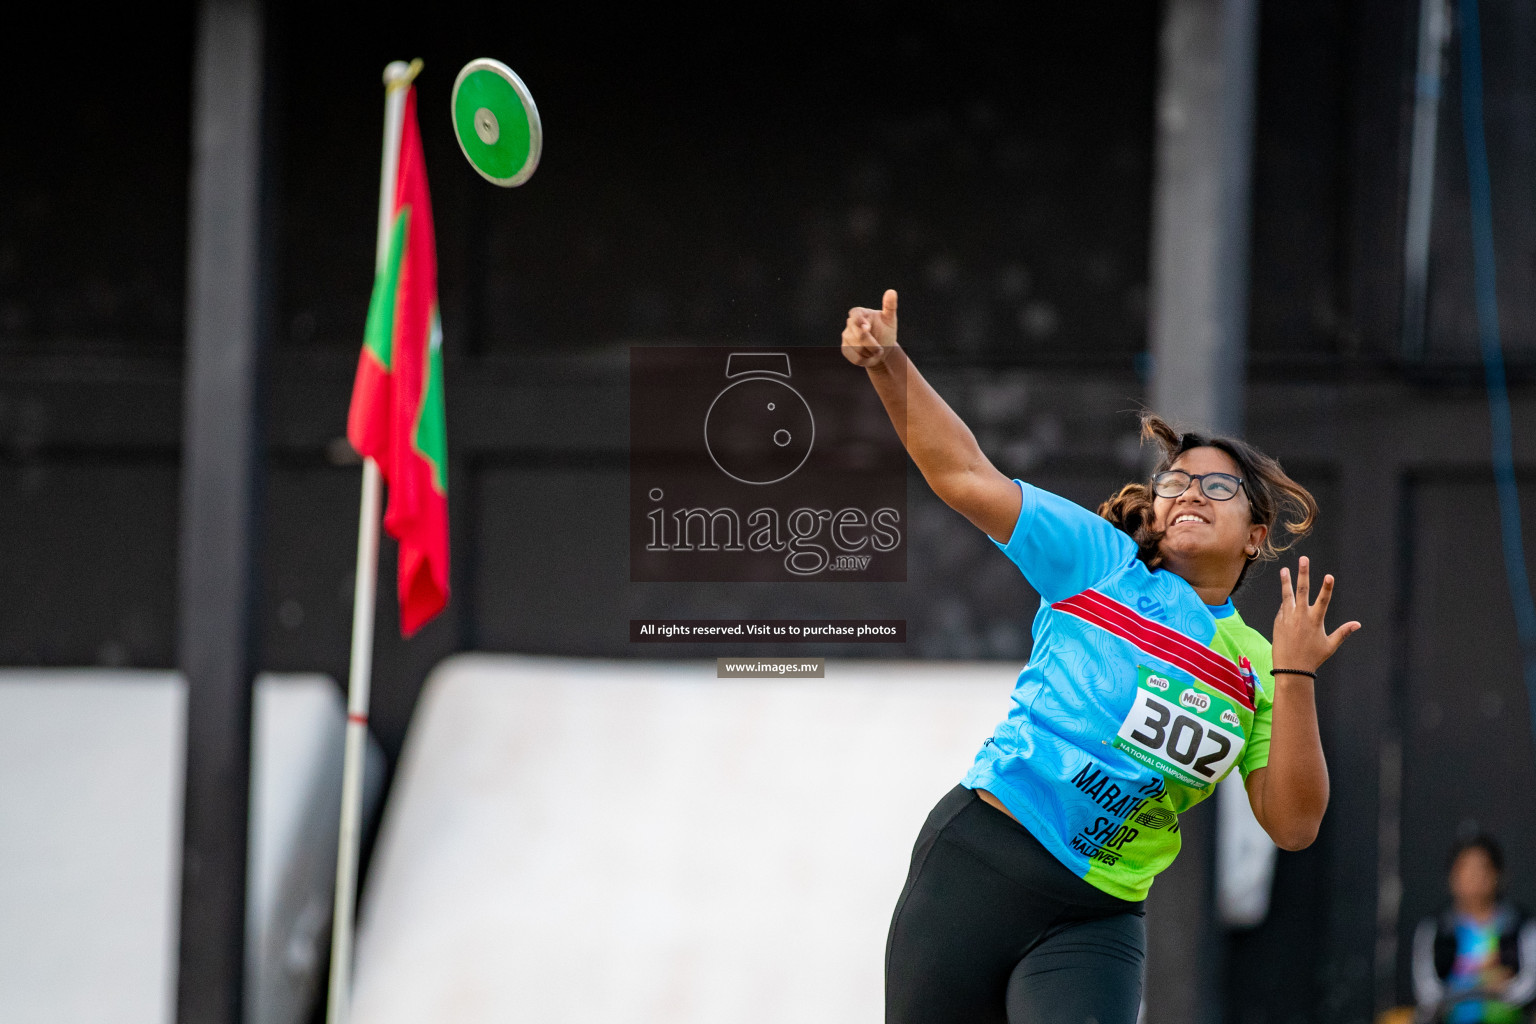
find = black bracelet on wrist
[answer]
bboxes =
[1270,668,1317,680]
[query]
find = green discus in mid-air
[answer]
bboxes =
[451,58,542,187]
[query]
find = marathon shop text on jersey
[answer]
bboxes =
[963,481,1276,901]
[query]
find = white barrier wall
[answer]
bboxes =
[0,672,185,1024]
[0,670,380,1024]
[351,655,1015,1024]
[0,659,1273,1023]
[249,676,386,1024]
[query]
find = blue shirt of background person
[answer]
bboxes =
[1412,834,1536,1024]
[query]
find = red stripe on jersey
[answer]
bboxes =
[1052,590,1255,711]
[1070,591,1247,692]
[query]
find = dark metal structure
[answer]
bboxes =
[175,2,268,1019]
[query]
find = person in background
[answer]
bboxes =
[1413,833,1536,1023]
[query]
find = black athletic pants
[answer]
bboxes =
[886,785,1146,1024]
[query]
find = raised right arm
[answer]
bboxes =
[843,289,1021,542]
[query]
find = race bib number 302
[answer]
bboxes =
[1113,667,1246,789]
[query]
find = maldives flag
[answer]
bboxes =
[347,86,449,636]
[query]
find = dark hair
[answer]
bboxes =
[1448,833,1504,875]
[1097,413,1318,591]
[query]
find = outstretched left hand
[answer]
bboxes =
[1271,556,1362,674]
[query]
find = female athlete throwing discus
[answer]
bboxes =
[844,290,1360,1024]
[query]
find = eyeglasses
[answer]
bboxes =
[1151,470,1245,502]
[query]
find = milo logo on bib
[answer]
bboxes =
[1113,666,1246,789]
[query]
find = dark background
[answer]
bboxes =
[5,2,1536,1022]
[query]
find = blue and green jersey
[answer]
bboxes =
[963,480,1276,901]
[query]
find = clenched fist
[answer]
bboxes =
[842,289,900,367]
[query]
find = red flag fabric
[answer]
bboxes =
[347,86,450,636]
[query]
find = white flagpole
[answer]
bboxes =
[326,56,421,1024]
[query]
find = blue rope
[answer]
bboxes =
[1458,0,1536,743]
